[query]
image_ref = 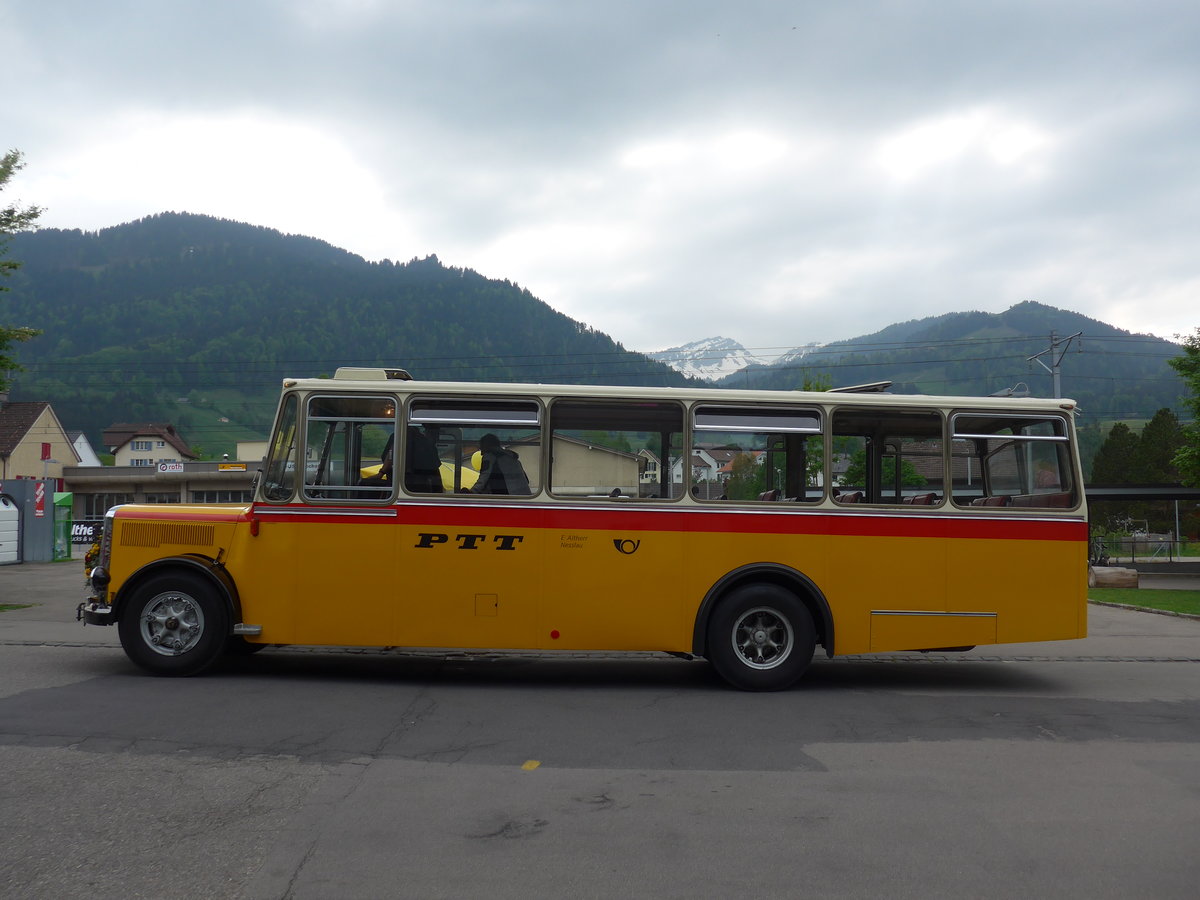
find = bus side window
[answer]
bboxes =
[950,414,1076,509]
[691,406,823,503]
[302,394,397,503]
[261,393,299,502]
[831,409,944,504]
[407,399,541,496]
[549,400,683,499]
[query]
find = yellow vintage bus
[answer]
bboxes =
[79,367,1088,690]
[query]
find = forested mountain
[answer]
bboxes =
[720,302,1184,422]
[4,213,698,455]
[3,212,1188,463]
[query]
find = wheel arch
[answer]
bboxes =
[692,563,834,659]
[113,555,242,632]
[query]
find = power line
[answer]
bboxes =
[12,331,1179,374]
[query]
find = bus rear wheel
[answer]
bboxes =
[118,572,229,676]
[707,584,815,691]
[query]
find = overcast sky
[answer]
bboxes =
[5,0,1199,356]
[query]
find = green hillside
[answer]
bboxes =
[4,213,1188,464]
[726,302,1185,421]
[4,213,698,458]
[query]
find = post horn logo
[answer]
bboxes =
[613,538,641,555]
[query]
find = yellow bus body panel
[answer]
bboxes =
[106,503,1087,658]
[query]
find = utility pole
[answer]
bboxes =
[1027,330,1082,398]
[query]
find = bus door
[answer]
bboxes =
[254,392,401,647]
[543,399,687,651]
[831,408,954,651]
[396,398,545,650]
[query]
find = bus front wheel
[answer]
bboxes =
[118,572,229,676]
[707,584,815,691]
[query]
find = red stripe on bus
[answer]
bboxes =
[247,502,1087,542]
[115,508,252,524]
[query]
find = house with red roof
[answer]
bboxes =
[0,397,81,479]
[101,423,197,467]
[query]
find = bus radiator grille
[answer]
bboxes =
[120,522,216,548]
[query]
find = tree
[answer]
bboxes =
[1169,329,1200,487]
[724,451,765,501]
[1089,420,1146,533]
[1129,408,1184,534]
[1090,422,1139,484]
[1133,408,1182,483]
[841,451,926,489]
[797,372,832,392]
[1,149,43,390]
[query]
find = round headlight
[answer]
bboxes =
[89,566,111,591]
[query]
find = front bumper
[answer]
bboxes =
[78,565,115,625]
[77,600,115,626]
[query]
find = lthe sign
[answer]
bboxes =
[34,481,46,517]
[72,520,103,544]
[157,462,186,474]
[218,463,247,472]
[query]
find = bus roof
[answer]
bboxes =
[279,369,1078,413]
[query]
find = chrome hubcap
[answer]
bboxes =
[139,591,205,656]
[732,606,792,670]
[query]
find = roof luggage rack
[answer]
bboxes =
[333,367,414,381]
[826,381,893,393]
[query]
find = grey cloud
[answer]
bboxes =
[6,0,1200,348]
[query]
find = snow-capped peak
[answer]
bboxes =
[647,336,771,381]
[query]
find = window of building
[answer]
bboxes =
[83,493,133,517]
[130,458,154,467]
[144,493,180,503]
[131,440,153,451]
[191,490,254,503]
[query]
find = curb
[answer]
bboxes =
[1088,598,1200,621]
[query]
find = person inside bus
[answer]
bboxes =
[1035,461,1060,491]
[360,426,442,493]
[404,426,443,493]
[468,433,531,495]
[360,431,396,487]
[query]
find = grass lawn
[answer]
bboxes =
[1089,588,1200,617]
[0,604,33,612]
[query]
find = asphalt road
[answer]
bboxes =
[2,561,1199,899]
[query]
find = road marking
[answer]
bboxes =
[522,760,541,770]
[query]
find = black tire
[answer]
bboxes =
[117,572,230,676]
[706,584,816,691]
